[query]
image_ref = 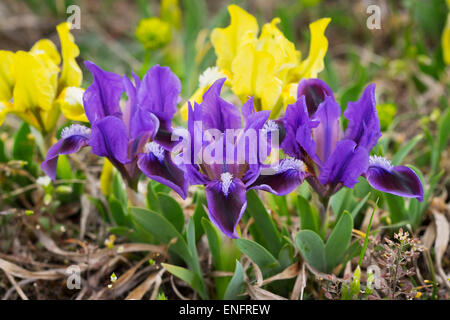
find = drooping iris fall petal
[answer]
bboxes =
[89,116,130,164]
[138,142,188,199]
[318,139,369,188]
[205,175,247,239]
[249,158,307,195]
[365,156,424,201]
[41,124,90,179]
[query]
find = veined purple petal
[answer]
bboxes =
[365,156,424,201]
[83,61,124,123]
[130,107,159,140]
[282,96,317,160]
[138,65,181,123]
[187,101,204,165]
[344,84,381,151]
[318,139,369,188]
[297,78,335,117]
[311,96,342,165]
[122,75,138,135]
[239,98,271,165]
[205,175,247,239]
[241,96,255,121]
[138,142,188,199]
[131,71,141,90]
[201,78,242,132]
[186,164,210,185]
[89,116,130,164]
[41,124,90,180]
[249,158,307,195]
[154,120,177,151]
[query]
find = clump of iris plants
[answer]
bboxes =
[1,1,448,302]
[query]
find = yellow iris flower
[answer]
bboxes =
[443,2,450,66]
[180,5,330,119]
[0,22,84,133]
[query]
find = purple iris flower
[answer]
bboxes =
[280,78,423,201]
[41,61,188,198]
[185,79,307,238]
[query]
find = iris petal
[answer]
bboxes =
[318,139,369,188]
[205,178,247,239]
[297,78,334,117]
[365,158,424,201]
[282,96,317,160]
[201,78,242,132]
[83,61,124,123]
[344,83,381,151]
[89,116,129,164]
[138,64,181,125]
[41,125,90,180]
[138,147,188,199]
[249,158,306,195]
[312,96,341,165]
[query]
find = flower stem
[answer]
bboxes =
[126,184,144,207]
[320,196,330,236]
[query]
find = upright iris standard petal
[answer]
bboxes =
[311,96,341,165]
[295,18,331,79]
[318,139,369,188]
[249,158,307,195]
[138,141,188,199]
[41,124,90,180]
[89,116,130,164]
[239,97,271,165]
[205,175,247,239]
[297,78,334,117]
[344,84,381,151]
[201,79,242,132]
[365,156,424,201]
[138,64,181,124]
[282,96,317,160]
[83,61,124,123]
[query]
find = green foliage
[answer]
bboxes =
[296,195,320,233]
[235,238,281,277]
[224,261,245,300]
[245,190,283,256]
[296,212,355,273]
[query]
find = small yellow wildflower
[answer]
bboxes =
[104,234,116,250]
[135,17,172,50]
